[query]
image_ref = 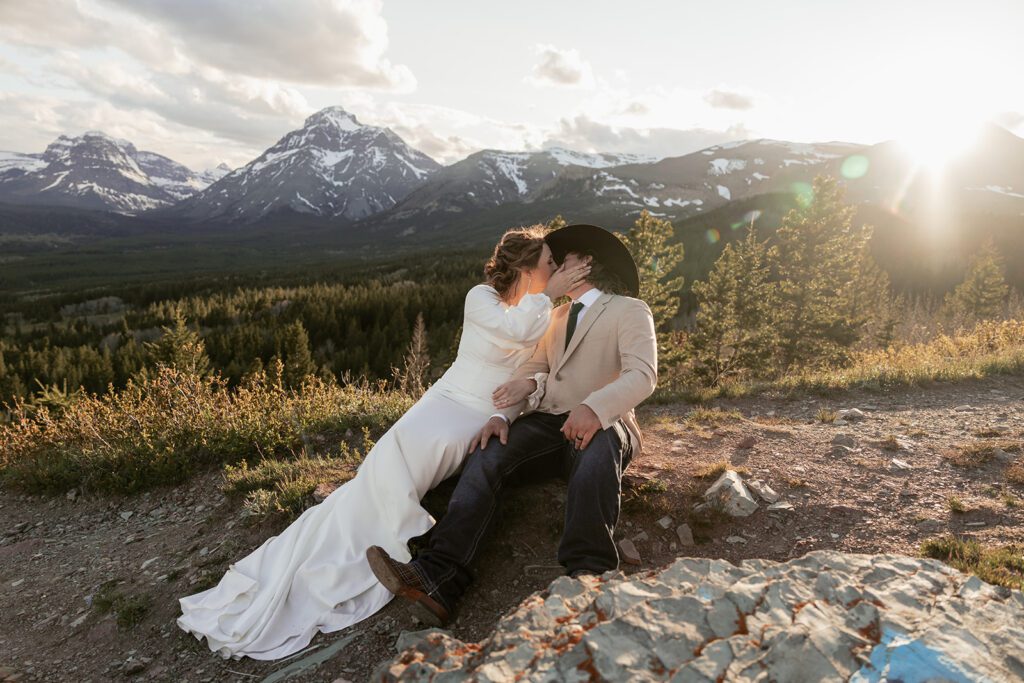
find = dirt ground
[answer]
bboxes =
[1,373,1022,682]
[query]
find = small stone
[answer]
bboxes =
[313,482,337,504]
[725,535,747,544]
[891,458,912,471]
[965,521,987,527]
[618,539,641,565]
[830,445,860,458]
[746,479,780,503]
[140,557,159,571]
[954,405,975,412]
[10,578,24,588]
[767,502,795,512]
[915,518,943,532]
[676,524,694,546]
[656,516,673,529]
[838,408,866,422]
[831,433,857,448]
[66,489,78,502]
[704,470,759,517]
[119,511,134,521]
[737,435,756,449]
[631,530,649,543]
[994,448,1015,463]
[69,613,89,628]
[122,657,147,675]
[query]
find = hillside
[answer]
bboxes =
[1,373,1022,681]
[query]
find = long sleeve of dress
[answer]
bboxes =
[464,285,552,349]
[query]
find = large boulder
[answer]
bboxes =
[374,551,1024,682]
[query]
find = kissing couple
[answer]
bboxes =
[177,223,658,659]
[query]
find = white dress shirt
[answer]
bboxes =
[490,287,604,424]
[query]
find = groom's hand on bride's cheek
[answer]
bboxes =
[470,416,509,453]
[561,404,601,450]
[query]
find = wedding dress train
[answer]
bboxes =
[176,284,551,659]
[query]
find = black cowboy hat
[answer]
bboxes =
[545,223,640,297]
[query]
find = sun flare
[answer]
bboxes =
[895,116,984,172]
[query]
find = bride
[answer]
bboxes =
[176,225,590,660]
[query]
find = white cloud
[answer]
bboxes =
[0,92,260,169]
[541,115,751,159]
[526,44,594,88]
[103,0,415,90]
[704,88,755,111]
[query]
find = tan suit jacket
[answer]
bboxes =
[500,291,658,454]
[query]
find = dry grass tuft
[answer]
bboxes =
[921,535,1024,590]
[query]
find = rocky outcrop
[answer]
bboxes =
[375,551,1024,682]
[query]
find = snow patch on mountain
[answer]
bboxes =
[0,151,47,175]
[709,158,747,175]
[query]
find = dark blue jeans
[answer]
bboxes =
[410,411,633,611]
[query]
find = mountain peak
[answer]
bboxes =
[303,106,362,132]
[80,130,134,148]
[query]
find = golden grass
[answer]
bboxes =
[652,319,1024,404]
[921,535,1024,590]
[815,408,837,423]
[0,365,411,495]
[683,407,744,428]
[693,461,749,480]
[1007,462,1024,486]
[944,441,1022,468]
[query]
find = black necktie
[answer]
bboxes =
[565,301,585,349]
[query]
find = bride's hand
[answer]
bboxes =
[492,378,537,408]
[542,262,591,300]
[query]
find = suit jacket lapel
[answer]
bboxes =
[556,293,612,371]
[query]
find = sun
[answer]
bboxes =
[895,115,984,173]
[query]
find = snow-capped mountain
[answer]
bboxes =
[377,147,659,221]
[535,138,868,219]
[172,106,441,223]
[367,139,868,236]
[0,151,46,177]
[0,132,218,214]
[198,163,232,186]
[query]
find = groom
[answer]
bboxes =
[367,224,658,626]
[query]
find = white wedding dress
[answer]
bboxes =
[177,284,552,660]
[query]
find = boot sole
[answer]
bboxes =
[366,546,450,627]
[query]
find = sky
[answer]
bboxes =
[0,0,1021,171]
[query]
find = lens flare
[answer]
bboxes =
[743,209,762,224]
[841,155,869,179]
[791,181,813,207]
[705,229,720,244]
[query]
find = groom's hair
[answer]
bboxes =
[566,248,628,295]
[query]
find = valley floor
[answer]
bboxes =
[1,373,1022,682]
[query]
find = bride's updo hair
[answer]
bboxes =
[483,225,549,299]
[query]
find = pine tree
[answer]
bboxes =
[768,175,877,370]
[617,210,685,332]
[547,215,567,231]
[689,221,776,385]
[282,320,316,388]
[941,236,1010,327]
[143,308,211,376]
[399,312,431,398]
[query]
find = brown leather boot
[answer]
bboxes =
[366,545,451,627]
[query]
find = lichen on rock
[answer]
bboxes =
[374,550,1024,682]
